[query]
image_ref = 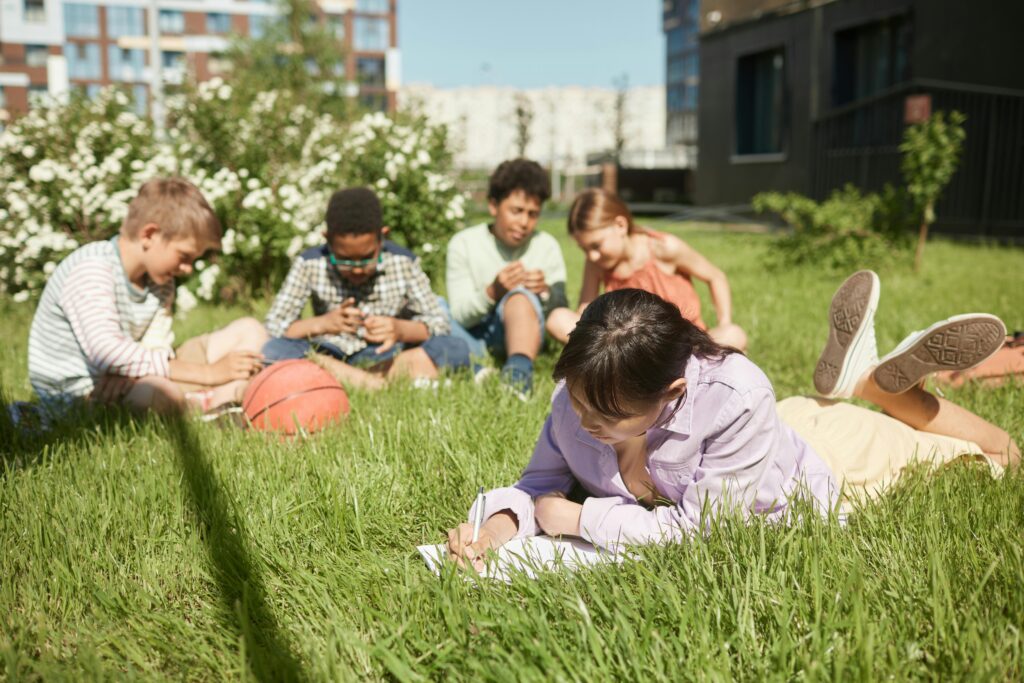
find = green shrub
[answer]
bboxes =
[754,110,965,272]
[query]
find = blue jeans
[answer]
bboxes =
[262,335,471,371]
[441,289,545,359]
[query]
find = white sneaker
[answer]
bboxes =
[473,367,497,384]
[814,271,880,398]
[874,314,1006,393]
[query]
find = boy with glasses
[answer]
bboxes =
[263,187,469,389]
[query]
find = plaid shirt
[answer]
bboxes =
[265,241,450,356]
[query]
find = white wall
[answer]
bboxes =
[400,83,667,170]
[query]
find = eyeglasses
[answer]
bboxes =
[329,252,383,271]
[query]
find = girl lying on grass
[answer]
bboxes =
[547,188,748,351]
[448,272,1019,568]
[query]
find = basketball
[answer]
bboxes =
[242,359,350,434]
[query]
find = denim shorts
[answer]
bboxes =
[442,288,545,359]
[261,334,471,371]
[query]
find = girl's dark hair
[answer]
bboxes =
[554,289,735,419]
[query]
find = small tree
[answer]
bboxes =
[900,110,967,271]
[512,92,533,158]
[611,73,629,162]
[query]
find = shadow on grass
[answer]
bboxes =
[0,386,141,476]
[164,417,307,682]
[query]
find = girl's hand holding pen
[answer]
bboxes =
[446,523,497,572]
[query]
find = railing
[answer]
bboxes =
[810,79,1024,239]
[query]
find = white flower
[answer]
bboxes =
[287,236,304,257]
[13,290,30,303]
[194,259,206,271]
[175,285,198,318]
[246,178,260,190]
[197,263,220,300]
[375,177,388,190]
[29,164,55,183]
[221,229,236,255]
[217,84,232,101]
[421,242,435,253]
[22,145,36,159]
[43,261,57,275]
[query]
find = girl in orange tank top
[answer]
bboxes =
[548,189,748,351]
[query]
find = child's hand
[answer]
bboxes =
[363,315,399,353]
[208,350,264,385]
[320,297,363,335]
[489,261,526,300]
[522,269,548,295]
[90,374,135,404]
[446,523,498,572]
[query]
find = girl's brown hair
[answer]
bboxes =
[567,188,636,235]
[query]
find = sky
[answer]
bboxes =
[397,0,664,89]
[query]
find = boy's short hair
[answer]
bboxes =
[326,187,383,238]
[487,158,551,205]
[122,177,221,248]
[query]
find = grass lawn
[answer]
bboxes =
[2,221,1023,680]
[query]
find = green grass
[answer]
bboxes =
[2,222,1023,680]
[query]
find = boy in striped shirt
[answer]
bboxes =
[27,177,268,415]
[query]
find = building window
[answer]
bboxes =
[0,85,6,109]
[325,14,344,40]
[353,16,388,51]
[248,14,270,39]
[65,42,101,79]
[667,23,697,56]
[359,92,387,111]
[206,12,231,34]
[107,6,144,38]
[24,0,46,23]
[833,15,911,107]
[735,48,786,156]
[161,50,184,69]
[357,56,385,87]
[356,0,389,12]
[26,44,50,68]
[108,45,145,81]
[132,84,148,115]
[159,9,185,34]
[64,3,100,38]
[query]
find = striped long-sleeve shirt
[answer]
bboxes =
[27,236,175,406]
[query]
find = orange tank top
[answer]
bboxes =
[603,232,707,330]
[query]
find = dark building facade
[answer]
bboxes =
[663,0,701,155]
[697,0,1024,238]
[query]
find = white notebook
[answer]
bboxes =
[417,535,626,582]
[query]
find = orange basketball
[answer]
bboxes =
[242,359,350,434]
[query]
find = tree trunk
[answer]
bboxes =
[914,203,932,273]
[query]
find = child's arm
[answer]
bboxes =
[265,259,317,339]
[60,261,172,378]
[576,259,604,313]
[653,234,735,326]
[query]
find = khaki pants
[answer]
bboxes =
[777,396,1000,506]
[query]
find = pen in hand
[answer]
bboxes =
[472,486,485,543]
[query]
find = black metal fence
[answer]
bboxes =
[810,79,1024,240]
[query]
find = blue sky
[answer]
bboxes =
[397,1,664,89]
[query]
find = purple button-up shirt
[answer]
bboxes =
[471,352,839,549]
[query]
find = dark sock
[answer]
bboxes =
[501,353,534,394]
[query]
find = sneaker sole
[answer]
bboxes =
[814,271,879,396]
[874,314,1006,393]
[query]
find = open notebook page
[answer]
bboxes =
[417,535,627,582]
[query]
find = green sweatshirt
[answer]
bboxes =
[445,223,568,328]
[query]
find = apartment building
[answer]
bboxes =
[662,0,699,159]
[0,0,398,118]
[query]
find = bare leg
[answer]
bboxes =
[308,353,386,391]
[503,292,542,359]
[124,376,187,415]
[384,347,438,380]
[709,323,748,352]
[546,307,579,345]
[855,374,1020,467]
[203,317,269,361]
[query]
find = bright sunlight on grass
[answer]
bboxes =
[2,220,1022,680]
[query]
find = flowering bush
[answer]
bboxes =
[0,82,466,313]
